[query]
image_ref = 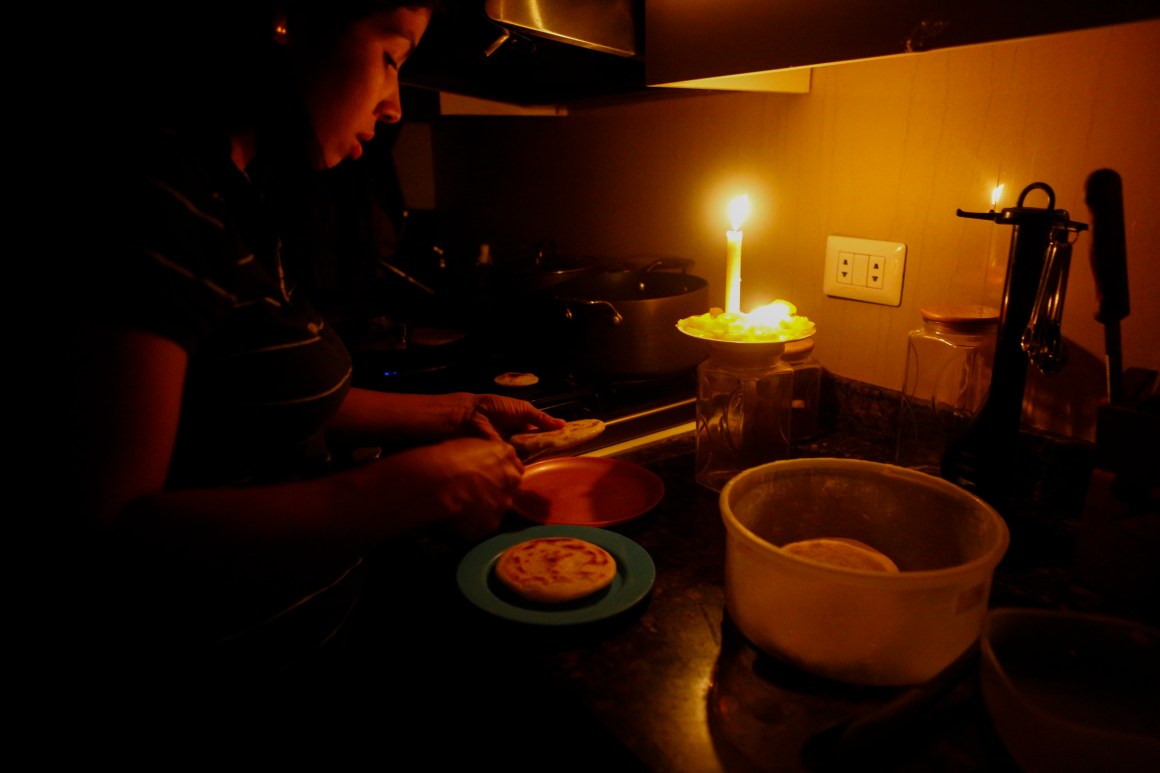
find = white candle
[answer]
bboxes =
[726,195,750,313]
[726,230,743,313]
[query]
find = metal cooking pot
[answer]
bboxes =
[552,270,710,377]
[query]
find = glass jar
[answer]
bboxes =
[782,338,822,442]
[896,305,999,471]
[695,342,794,491]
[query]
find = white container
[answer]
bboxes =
[720,458,1009,686]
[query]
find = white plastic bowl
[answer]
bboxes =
[980,608,1160,773]
[720,458,1009,686]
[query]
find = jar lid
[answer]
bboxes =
[920,304,999,324]
[782,338,816,361]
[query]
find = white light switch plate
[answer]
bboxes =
[823,235,906,306]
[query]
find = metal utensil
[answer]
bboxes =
[1022,224,1080,375]
[1084,168,1130,404]
[941,182,1086,502]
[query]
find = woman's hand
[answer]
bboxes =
[324,393,564,543]
[462,394,565,442]
[366,436,526,542]
[329,389,564,448]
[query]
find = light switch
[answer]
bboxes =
[823,235,906,306]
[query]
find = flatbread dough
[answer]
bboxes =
[780,538,900,573]
[494,537,617,603]
[494,372,539,388]
[510,419,606,458]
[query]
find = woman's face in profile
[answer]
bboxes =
[302,6,432,169]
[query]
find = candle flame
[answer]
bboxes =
[991,184,1004,209]
[728,194,751,231]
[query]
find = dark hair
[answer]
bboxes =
[85,3,438,317]
[250,3,439,305]
[101,2,436,141]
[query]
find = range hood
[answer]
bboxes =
[402,0,645,107]
[487,0,639,58]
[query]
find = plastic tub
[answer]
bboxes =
[980,608,1160,773]
[720,458,1009,686]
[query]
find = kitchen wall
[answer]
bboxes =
[428,19,1160,442]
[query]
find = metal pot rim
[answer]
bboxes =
[552,271,709,302]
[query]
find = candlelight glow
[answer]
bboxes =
[677,300,815,343]
[748,300,798,328]
[728,195,751,230]
[991,184,1004,210]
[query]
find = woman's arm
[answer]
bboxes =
[130,434,522,547]
[70,326,186,525]
[326,388,481,445]
[327,386,564,447]
[71,327,526,548]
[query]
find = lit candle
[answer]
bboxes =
[725,194,750,313]
[990,184,1004,211]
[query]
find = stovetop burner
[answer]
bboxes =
[349,344,698,441]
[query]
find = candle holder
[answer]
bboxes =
[684,332,813,491]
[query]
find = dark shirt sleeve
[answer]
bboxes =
[93,133,247,354]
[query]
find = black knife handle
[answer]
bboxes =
[1084,168,1130,324]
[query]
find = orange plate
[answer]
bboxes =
[512,458,665,526]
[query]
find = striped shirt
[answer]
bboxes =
[83,129,362,670]
[99,129,353,488]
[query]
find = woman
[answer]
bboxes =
[64,0,562,705]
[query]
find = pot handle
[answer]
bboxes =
[564,300,624,326]
[640,256,694,274]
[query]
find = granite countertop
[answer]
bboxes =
[360,431,1006,771]
[351,375,1151,770]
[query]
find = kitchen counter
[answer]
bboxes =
[349,408,1146,771]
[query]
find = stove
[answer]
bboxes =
[349,341,698,455]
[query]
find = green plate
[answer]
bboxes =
[456,525,655,625]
